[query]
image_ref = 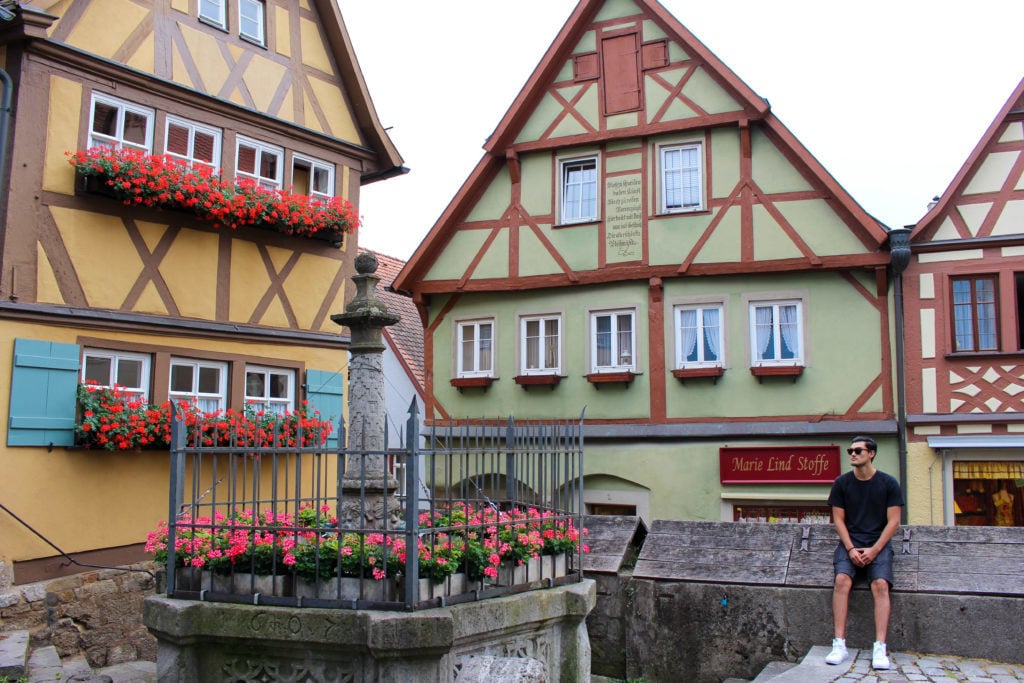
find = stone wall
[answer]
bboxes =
[0,562,160,669]
[584,520,1024,683]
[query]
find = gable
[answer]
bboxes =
[915,78,1024,243]
[29,0,401,169]
[395,0,885,295]
[507,0,751,150]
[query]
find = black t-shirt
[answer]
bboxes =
[827,469,904,547]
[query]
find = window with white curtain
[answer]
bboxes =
[661,143,703,212]
[749,301,802,365]
[675,304,722,368]
[591,310,635,372]
[456,319,495,377]
[520,315,561,374]
[169,359,227,413]
[560,156,598,223]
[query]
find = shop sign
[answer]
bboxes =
[720,445,840,484]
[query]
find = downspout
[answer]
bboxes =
[888,227,912,523]
[0,67,11,226]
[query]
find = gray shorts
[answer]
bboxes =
[833,543,894,587]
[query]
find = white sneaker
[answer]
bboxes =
[825,637,847,665]
[872,641,890,670]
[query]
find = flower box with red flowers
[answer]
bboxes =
[68,147,358,245]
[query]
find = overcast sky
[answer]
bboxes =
[341,1,1024,261]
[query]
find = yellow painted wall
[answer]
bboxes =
[906,441,946,526]
[0,321,348,562]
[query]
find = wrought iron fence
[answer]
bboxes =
[162,401,585,610]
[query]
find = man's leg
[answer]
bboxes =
[832,573,853,638]
[870,578,891,643]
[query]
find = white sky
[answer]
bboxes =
[341,1,1024,261]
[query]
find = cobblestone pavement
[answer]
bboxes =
[826,649,1024,682]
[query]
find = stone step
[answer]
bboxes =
[27,644,66,683]
[750,660,798,682]
[0,630,29,678]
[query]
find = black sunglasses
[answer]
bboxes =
[846,447,871,455]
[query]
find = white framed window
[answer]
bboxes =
[89,94,154,152]
[239,0,265,44]
[292,154,334,199]
[749,300,803,365]
[245,365,295,415]
[661,143,703,212]
[560,156,598,224]
[520,315,561,375]
[169,358,228,413]
[165,116,221,174]
[236,136,283,189]
[591,309,635,372]
[675,304,723,368]
[81,349,151,398]
[198,0,226,28]
[456,319,494,378]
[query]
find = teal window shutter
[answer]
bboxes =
[305,369,343,449]
[8,339,81,447]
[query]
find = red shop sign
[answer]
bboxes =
[720,445,840,484]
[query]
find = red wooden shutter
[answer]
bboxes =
[602,33,641,114]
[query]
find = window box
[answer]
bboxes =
[450,376,494,392]
[672,366,724,383]
[71,148,354,245]
[750,365,803,383]
[586,371,634,388]
[514,374,561,389]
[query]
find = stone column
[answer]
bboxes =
[330,252,401,529]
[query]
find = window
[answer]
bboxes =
[245,365,294,415]
[198,0,226,28]
[292,155,334,199]
[82,349,150,397]
[661,143,703,212]
[521,315,561,374]
[457,320,494,378]
[169,359,227,413]
[953,276,998,352]
[749,301,802,365]
[236,136,283,189]
[89,94,153,152]
[591,310,635,372]
[560,157,598,224]
[165,116,221,173]
[238,0,265,44]
[675,304,722,368]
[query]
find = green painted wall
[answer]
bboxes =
[583,436,901,522]
[431,270,890,423]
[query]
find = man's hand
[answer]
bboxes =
[849,547,875,567]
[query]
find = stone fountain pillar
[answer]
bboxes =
[330,251,401,529]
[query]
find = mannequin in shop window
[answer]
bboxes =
[993,483,1015,527]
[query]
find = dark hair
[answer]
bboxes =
[850,435,877,452]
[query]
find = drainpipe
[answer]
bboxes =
[0,67,11,226]
[888,227,912,524]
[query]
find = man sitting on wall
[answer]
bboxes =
[824,435,903,670]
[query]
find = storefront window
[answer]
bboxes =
[733,505,831,524]
[953,461,1024,527]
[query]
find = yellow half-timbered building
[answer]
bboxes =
[0,0,402,583]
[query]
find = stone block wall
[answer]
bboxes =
[0,562,160,669]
